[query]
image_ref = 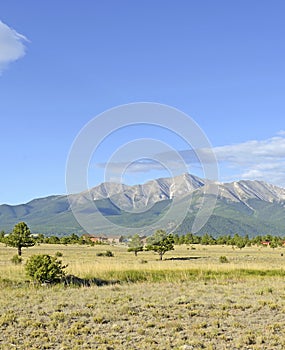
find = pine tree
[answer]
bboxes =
[5,222,35,256]
[128,234,144,256]
[146,229,174,260]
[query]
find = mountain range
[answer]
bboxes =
[1,174,285,237]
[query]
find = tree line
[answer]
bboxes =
[172,232,285,248]
[1,222,284,260]
[127,231,285,260]
[0,229,92,246]
[1,222,285,284]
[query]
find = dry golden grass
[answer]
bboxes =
[1,242,285,349]
[1,277,285,349]
[1,243,285,281]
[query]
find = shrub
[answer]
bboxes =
[55,251,63,257]
[96,250,114,257]
[139,259,148,264]
[219,255,229,263]
[25,254,67,283]
[11,254,22,265]
[105,250,114,257]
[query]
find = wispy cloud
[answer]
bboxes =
[215,135,285,162]
[169,134,285,186]
[0,20,29,74]
[95,132,285,187]
[97,159,167,174]
[214,134,285,186]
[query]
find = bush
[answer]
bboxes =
[55,251,63,257]
[25,254,67,283]
[11,254,22,264]
[219,255,229,263]
[139,259,148,264]
[105,250,114,257]
[96,250,114,257]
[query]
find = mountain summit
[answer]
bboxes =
[1,174,285,237]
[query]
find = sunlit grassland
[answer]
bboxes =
[1,243,285,283]
[1,243,285,349]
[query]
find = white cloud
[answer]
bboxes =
[97,159,167,173]
[211,135,285,186]
[156,134,285,186]
[214,136,285,161]
[0,20,28,74]
[94,133,285,187]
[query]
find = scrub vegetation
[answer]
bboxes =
[1,240,285,349]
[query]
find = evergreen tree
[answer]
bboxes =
[128,234,144,256]
[0,230,5,242]
[5,222,35,256]
[201,233,216,245]
[146,229,174,260]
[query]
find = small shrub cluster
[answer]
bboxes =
[25,254,67,284]
[96,250,114,257]
[139,259,148,264]
[55,251,63,257]
[11,254,22,265]
[219,255,229,263]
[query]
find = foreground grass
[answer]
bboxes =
[1,279,285,349]
[1,243,285,349]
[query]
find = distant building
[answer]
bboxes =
[82,234,124,245]
[82,234,108,243]
[107,236,124,244]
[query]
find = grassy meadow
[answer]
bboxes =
[1,242,285,349]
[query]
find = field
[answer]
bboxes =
[1,243,285,349]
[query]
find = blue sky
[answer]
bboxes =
[0,0,285,205]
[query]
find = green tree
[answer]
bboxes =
[5,222,35,256]
[173,234,180,245]
[128,234,144,256]
[216,235,231,245]
[45,235,60,244]
[230,233,248,249]
[60,236,70,245]
[0,230,5,243]
[67,233,80,244]
[270,236,281,249]
[251,235,262,245]
[34,233,45,243]
[146,229,174,260]
[236,237,246,250]
[184,233,197,244]
[201,233,216,245]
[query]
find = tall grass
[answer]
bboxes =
[1,242,285,283]
[1,243,285,350]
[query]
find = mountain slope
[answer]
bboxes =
[1,174,285,237]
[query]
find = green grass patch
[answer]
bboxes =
[86,268,285,284]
